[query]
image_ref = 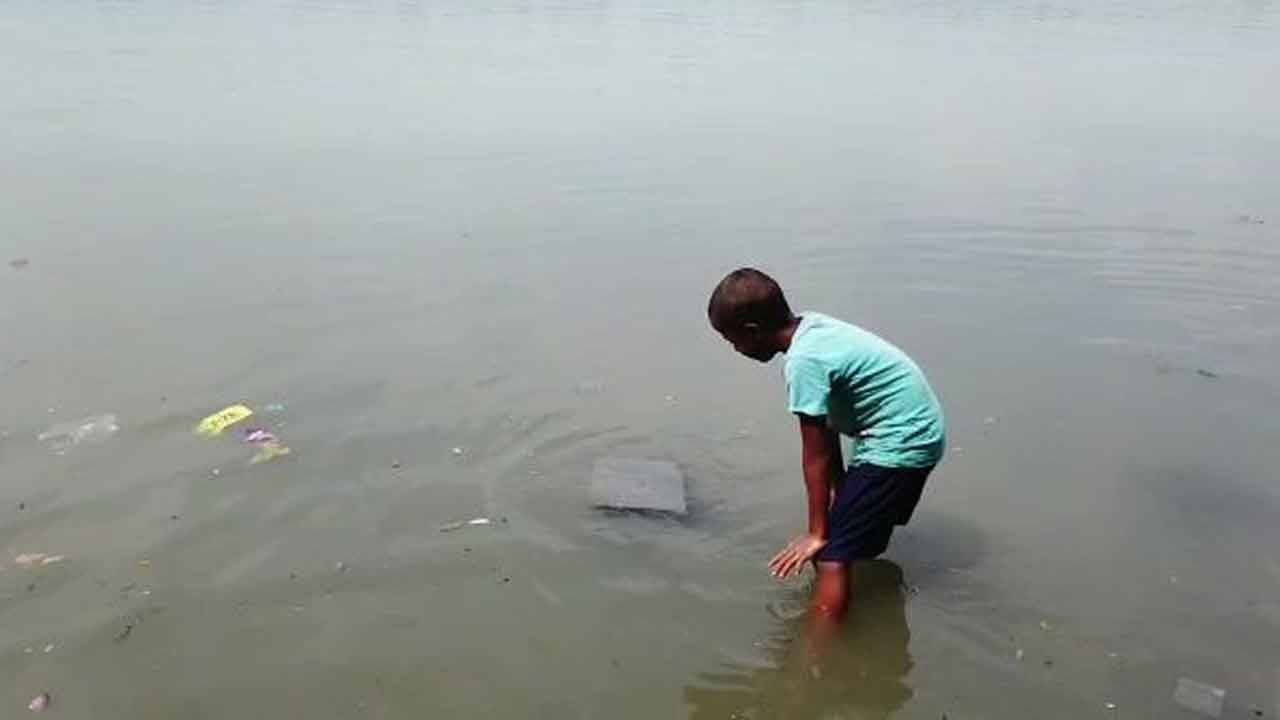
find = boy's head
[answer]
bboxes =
[707,268,796,362]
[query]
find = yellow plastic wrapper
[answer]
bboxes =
[195,404,254,436]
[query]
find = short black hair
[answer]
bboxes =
[707,268,793,331]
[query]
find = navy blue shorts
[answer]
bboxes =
[817,462,933,563]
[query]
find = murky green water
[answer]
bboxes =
[2,1,1279,717]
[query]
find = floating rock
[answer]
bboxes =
[590,457,687,514]
[1172,677,1225,718]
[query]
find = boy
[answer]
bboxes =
[708,268,945,620]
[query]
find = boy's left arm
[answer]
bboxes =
[769,414,840,579]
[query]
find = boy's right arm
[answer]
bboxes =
[798,414,838,539]
[769,414,840,579]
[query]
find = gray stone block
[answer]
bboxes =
[590,457,687,514]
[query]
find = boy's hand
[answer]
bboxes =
[769,534,828,579]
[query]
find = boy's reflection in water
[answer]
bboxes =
[684,560,912,720]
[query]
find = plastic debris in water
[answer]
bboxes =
[195,404,254,436]
[250,442,291,464]
[10,258,30,270]
[14,553,63,567]
[29,693,50,712]
[239,426,291,464]
[262,403,286,413]
[241,427,277,445]
[38,414,119,450]
[451,447,464,456]
[1172,677,1226,718]
[439,517,491,532]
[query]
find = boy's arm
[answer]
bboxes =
[769,413,840,579]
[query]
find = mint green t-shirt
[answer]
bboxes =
[784,312,945,468]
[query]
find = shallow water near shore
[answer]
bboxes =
[2,0,1279,717]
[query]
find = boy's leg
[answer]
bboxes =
[820,464,933,569]
[809,464,931,624]
[805,560,851,666]
[812,560,850,619]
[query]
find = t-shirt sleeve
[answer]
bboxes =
[785,354,831,418]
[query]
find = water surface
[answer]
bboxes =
[2,1,1279,717]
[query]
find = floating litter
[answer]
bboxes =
[196,404,253,436]
[1172,677,1225,718]
[439,517,491,532]
[38,413,118,450]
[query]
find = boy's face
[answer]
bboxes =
[717,324,778,363]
